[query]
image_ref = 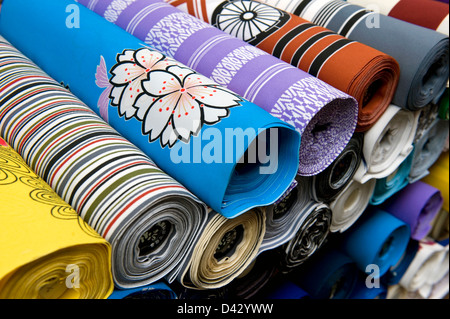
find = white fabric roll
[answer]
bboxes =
[329,176,376,233]
[400,239,449,295]
[353,105,418,184]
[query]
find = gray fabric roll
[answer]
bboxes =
[260,0,449,111]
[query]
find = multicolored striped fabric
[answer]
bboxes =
[348,0,449,35]
[76,0,359,177]
[258,0,450,111]
[166,0,400,132]
[0,36,209,289]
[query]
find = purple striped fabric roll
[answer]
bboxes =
[76,0,359,176]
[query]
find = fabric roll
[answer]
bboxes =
[409,118,449,183]
[264,281,310,299]
[0,138,113,299]
[175,285,230,299]
[259,177,318,253]
[0,0,301,219]
[422,151,449,212]
[277,202,332,272]
[76,0,359,177]
[259,0,450,111]
[166,0,400,132]
[329,178,376,233]
[309,132,364,203]
[370,150,413,206]
[399,239,449,298]
[417,243,449,299]
[0,36,210,289]
[228,250,279,299]
[108,281,177,299]
[292,248,359,299]
[347,0,449,35]
[429,273,449,299]
[176,208,266,290]
[381,181,443,241]
[414,103,440,144]
[338,208,411,277]
[386,284,426,299]
[353,104,418,184]
[381,239,419,286]
[430,209,449,242]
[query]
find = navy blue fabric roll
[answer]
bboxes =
[265,281,310,299]
[292,248,359,299]
[349,274,387,299]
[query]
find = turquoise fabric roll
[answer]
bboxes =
[338,208,411,277]
[370,150,414,206]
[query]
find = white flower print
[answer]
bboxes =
[109,48,173,119]
[135,65,242,147]
[100,47,242,148]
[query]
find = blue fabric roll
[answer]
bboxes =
[349,275,387,299]
[265,281,310,299]
[382,239,420,286]
[338,209,411,277]
[108,281,177,299]
[0,0,301,219]
[370,150,414,206]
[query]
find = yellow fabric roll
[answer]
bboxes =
[422,151,449,212]
[0,138,113,299]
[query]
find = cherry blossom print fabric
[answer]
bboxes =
[76,0,359,177]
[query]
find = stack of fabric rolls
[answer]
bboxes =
[0,0,448,300]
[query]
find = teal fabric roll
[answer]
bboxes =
[370,151,414,206]
[338,208,411,277]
